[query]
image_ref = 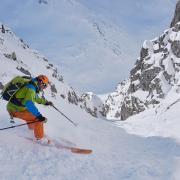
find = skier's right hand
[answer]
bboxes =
[37,114,47,123]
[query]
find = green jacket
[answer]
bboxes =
[7,79,47,117]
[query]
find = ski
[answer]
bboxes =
[24,137,92,155]
[53,141,92,154]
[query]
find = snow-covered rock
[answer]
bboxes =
[102,1,180,120]
[103,80,130,120]
[80,92,105,118]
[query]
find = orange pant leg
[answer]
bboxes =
[10,110,44,139]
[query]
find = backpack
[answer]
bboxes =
[1,76,32,104]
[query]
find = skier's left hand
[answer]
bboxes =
[45,101,53,106]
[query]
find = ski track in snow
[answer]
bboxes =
[1,104,180,180]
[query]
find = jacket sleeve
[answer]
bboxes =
[22,86,41,117]
[35,94,47,105]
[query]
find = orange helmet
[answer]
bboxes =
[37,75,49,85]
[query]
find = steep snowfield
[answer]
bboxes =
[1,98,180,180]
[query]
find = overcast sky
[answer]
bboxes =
[0,0,178,93]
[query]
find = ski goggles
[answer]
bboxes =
[38,80,48,88]
[42,83,48,88]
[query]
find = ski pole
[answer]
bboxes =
[0,120,40,131]
[51,105,77,127]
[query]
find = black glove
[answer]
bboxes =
[45,101,53,106]
[36,114,47,123]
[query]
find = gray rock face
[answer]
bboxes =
[68,90,79,105]
[170,0,180,27]
[140,67,161,91]
[80,92,105,118]
[49,83,57,97]
[140,47,149,59]
[99,104,109,117]
[120,47,164,120]
[171,41,180,58]
[4,52,17,61]
[0,82,4,89]
[102,80,130,120]
[121,96,146,120]
[84,106,98,118]
[16,66,31,76]
[52,68,64,82]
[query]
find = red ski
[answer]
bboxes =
[24,137,92,155]
[54,142,92,154]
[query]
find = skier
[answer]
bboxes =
[6,75,53,144]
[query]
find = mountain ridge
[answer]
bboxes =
[94,0,180,121]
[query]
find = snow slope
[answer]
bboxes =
[116,85,180,142]
[1,98,180,180]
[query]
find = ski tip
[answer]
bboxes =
[70,147,92,154]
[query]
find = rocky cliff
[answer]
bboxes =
[103,1,180,120]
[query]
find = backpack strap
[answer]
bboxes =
[9,82,29,107]
[10,96,25,107]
